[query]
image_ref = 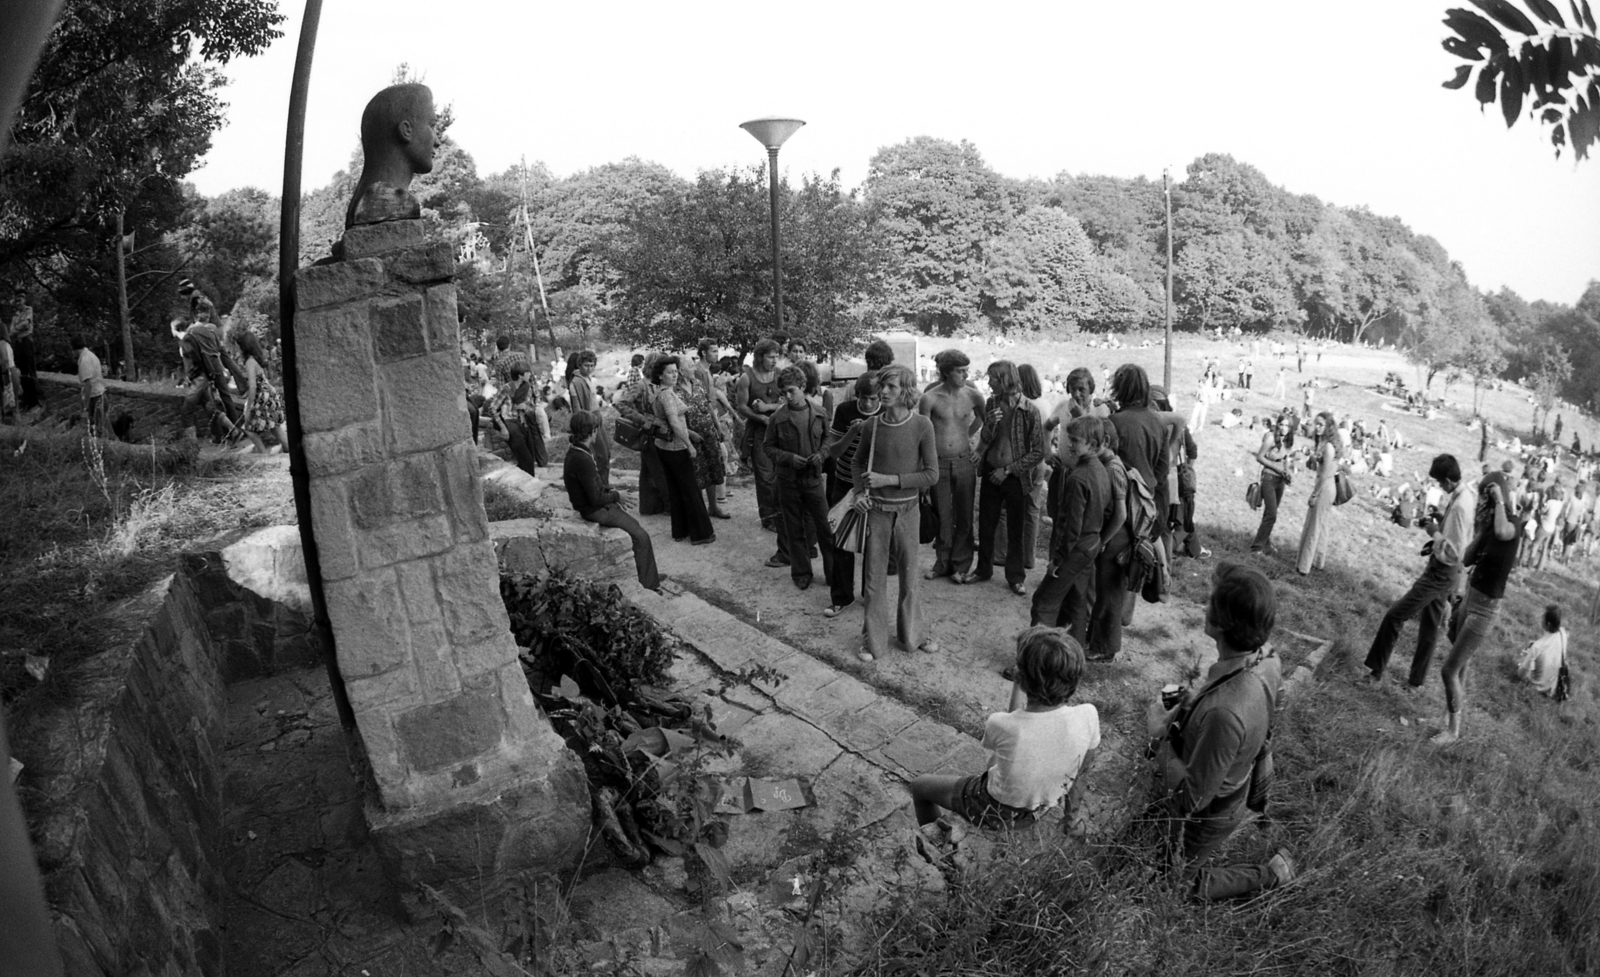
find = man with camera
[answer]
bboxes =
[1361,454,1475,691]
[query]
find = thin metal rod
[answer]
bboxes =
[278,0,352,729]
[768,146,784,335]
[1163,169,1174,392]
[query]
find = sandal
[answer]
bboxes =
[917,640,942,654]
[823,605,849,619]
[857,650,875,663]
[1009,583,1027,596]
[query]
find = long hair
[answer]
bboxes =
[988,360,1021,398]
[877,363,919,411]
[1018,363,1042,401]
[564,351,583,383]
[1315,410,1343,456]
[1111,363,1149,409]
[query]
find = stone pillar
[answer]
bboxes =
[292,220,587,885]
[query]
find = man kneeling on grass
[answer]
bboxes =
[909,627,1100,847]
[1145,562,1294,900]
[564,410,660,591]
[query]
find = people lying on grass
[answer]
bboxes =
[1145,562,1293,900]
[910,626,1099,836]
[1516,603,1568,697]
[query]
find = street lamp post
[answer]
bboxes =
[739,117,804,336]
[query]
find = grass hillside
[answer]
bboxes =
[852,334,1600,976]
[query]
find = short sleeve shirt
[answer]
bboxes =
[982,703,1101,811]
[77,348,105,398]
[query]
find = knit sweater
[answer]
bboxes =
[851,413,939,506]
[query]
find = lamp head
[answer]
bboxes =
[739,117,805,150]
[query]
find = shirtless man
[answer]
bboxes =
[917,349,985,581]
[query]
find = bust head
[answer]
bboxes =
[345,83,439,228]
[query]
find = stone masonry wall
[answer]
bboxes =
[11,573,227,977]
[35,373,193,442]
[293,219,587,883]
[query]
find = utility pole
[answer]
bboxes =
[517,158,556,362]
[1163,168,1174,392]
[115,210,134,379]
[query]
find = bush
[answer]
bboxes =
[501,566,677,704]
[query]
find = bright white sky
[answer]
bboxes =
[190,0,1600,306]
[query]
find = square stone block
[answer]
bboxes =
[350,454,446,530]
[387,241,455,284]
[438,441,487,541]
[356,513,454,570]
[303,420,385,478]
[295,305,379,433]
[350,706,408,801]
[422,285,459,352]
[414,643,461,700]
[437,544,513,645]
[306,479,357,582]
[395,691,505,773]
[371,294,427,363]
[342,220,425,259]
[392,558,440,621]
[295,258,385,311]
[324,571,411,679]
[453,637,515,679]
[379,352,467,456]
[345,659,421,708]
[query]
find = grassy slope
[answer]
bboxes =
[0,438,294,721]
[853,334,1600,977]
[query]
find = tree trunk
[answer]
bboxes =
[115,210,135,380]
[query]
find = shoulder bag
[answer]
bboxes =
[1333,470,1355,506]
[828,419,875,554]
[1246,480,1262,510]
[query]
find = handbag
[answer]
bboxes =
[830,421,876,554]
[1553,631,1571,703]
[1333,471,1355,506]
[1246,481,1262,510]
[614,414,648,452]
[919,491,940,545]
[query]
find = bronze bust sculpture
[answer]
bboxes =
[344,83,439,228]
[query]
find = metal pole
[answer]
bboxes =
[1164,169,1174,392]
[767,146,784,335]
[278,0,352,729]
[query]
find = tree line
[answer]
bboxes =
[1,7,1595,413]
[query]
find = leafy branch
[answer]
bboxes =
[1442,0,1600,159]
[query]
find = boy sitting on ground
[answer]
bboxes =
[909,627,1100,840]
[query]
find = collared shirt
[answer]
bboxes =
[1164,646,1282,817]
[1432,481,1478,568]
[490,349,531,384]
[977,395,1044,479]
[766,398,831,481]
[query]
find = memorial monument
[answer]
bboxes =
[293,83,586,888]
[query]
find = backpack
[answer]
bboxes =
[1120,469,1169,603]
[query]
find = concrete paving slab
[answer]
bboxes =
[774,675,879,726]
[729,712,842,780]
[808,752,909,831]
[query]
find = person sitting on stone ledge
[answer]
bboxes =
[564,410,660,591]
[909,626,1100,842]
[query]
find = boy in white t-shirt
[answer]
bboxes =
[909,627,1100,834]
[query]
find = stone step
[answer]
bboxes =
[620,581,988,785]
